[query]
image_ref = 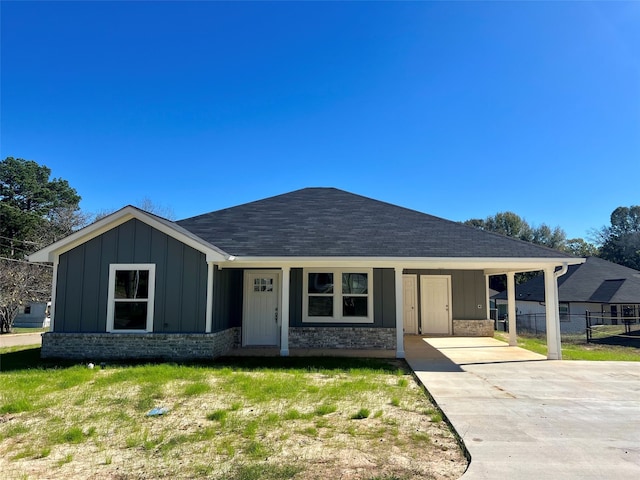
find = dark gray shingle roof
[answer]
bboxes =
[493,257,640,303]
[177,187,574,258]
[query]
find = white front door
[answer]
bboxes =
[243,271,281,346]
[403,275,418,334]
[420,275,451,335]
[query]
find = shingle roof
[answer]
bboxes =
[177,187,575,258]
[493,257,640,303]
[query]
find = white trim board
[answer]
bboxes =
[302,268,374,324]
[106,263,156,333]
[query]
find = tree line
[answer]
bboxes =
[463,208,640,271]
[1,156,639,331]
[0,157,170,332]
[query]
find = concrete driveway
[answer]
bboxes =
[0,332,43,348]
[405,336,640,480]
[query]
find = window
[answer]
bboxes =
[253,277,274,292]
[622,305,638,324]
[559,303,569,322]
[107,264,156,332]
[303,269,373,323]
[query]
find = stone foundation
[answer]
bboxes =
[41,328,240,361]
[288,327,396,350]
[452,319,494,337]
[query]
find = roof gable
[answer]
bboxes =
[29,206,229,263]
[177,188,576,259]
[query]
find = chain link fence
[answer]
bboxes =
[496,312,640,346]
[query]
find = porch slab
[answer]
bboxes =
[405,336,640,480]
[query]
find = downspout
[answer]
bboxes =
[555,263,569,280]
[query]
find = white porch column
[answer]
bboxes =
[507,272,517,346]
[49,255,59,332]
[544,267,562,360]
[280,266,290,357]
[205,262,214,333]
[485,274,491,321]
[394,266,405,359]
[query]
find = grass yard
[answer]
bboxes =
[0,346,467,480]
[7,328,49,334]
[494,331,640,361]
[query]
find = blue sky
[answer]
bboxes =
[2,1,639,240]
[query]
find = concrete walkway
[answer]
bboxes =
[405,336,640,479]
[0,332,43,348]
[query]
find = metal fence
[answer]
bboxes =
[586,312,640,345]
[496,313,586,336]
[496,312,640,345]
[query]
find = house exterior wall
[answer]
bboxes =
[54,219,208,334]
[404,269,487,328]
[51,234,491,357]
[288,268,396,328]
[212,268,397,350]
[213,268,243,332]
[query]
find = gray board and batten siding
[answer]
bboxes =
[55,221,486,335]
[55,219,208,334]
[211,268,398,331]
[404,269,487,321]
[217,268,484,328]
[288,268,397,328]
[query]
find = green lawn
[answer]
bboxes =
[3,327,49,334]
[494,331,640,361]
[0,345,466,480]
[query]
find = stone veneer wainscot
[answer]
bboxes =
[288,327,396,350]
[452,319,494,337]
[41,329,240,361]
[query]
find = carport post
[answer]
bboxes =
[544,267,562,360]
[395,267,405,359]
[280,266,290,357]
[507,272,517,346]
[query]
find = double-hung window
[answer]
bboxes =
[107,264,156,333]
[303,268,373,323]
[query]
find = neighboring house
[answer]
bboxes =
[28,188,582,360]
[13,301,51,328]
[493,257,640,334]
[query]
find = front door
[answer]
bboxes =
[403,275,418,334]
[243,271,281,346]
[420,275,451,335]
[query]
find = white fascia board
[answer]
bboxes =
[483,257,586,275]
[221,256,586,271]
[28,206,229,263]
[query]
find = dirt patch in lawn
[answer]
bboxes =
[0,358,468,480]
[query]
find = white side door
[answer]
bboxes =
[420,275,451,335]
[243,271,281,346]
[402,275,418,334]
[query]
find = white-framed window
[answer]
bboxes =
[106,264,156,333]
[302,268,373,323]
